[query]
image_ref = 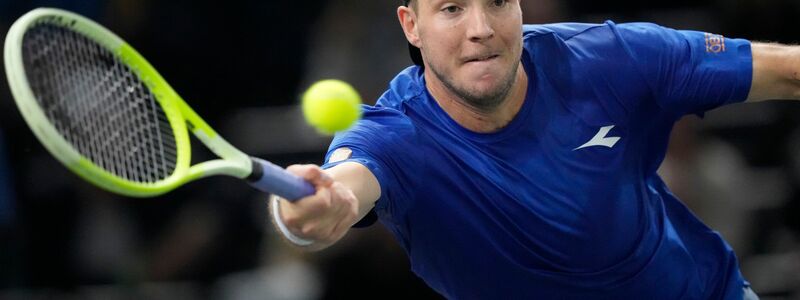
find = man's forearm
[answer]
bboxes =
[747,42,800,102]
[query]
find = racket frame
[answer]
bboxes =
[4,8,253,197]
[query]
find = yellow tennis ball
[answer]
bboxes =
[301,79,362,135]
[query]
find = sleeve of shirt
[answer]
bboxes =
[321,105,409,227]
[613,22,753,116]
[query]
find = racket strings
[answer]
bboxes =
[22,23,177,183]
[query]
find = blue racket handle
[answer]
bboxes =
[248,157,316,201]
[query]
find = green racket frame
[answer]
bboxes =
[4,8,253,197]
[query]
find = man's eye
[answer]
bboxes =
[492,0,508,7]
[442,5,461,13]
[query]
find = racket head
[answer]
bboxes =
[3,8,239,197]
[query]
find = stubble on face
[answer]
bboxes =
[412,0,523,114]
[427,56,520,113]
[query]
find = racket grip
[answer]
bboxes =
[248,158,316,202]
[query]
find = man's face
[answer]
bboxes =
[411,0,523,111]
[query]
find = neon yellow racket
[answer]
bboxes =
[3,8,315,200]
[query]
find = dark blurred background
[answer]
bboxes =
[0,0,799,299]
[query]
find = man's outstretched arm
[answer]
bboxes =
[270,161,381,251]
[748,42,800,102]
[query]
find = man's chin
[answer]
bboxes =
[464,77,505,94]
[459,72,518,110]
[429,61,517,110]
[461,63,513,83]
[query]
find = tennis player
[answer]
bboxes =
[270,0,791,298]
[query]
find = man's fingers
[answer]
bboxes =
[276,165,359,245]
[279,181,359,243]
[286,164,333,187]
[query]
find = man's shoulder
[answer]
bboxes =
[358,66,425,135]
[331,104,416,148]
[380,65,426,109]
[359,104,413,129]
[521,21,664,66]
[521,22,622,61]
[523,21,676,44]
[523,22,611,41]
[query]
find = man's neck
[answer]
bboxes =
[425,63,528,133]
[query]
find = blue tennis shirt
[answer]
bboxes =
[323,21,752,299]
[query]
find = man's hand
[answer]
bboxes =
[275,164,359,250]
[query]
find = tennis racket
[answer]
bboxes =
[3,8,316,200]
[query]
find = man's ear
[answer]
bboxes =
[397,6,421,48]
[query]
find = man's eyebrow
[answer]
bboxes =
[431,0,467,8]
[426,0,446,8]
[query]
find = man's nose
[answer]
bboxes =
[466,8,495,42]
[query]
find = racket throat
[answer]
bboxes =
[246,157,265,182]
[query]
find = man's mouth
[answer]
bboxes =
[464,54,499,63]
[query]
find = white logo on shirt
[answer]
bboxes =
[328,147,353,163]
[573,125,620,150]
